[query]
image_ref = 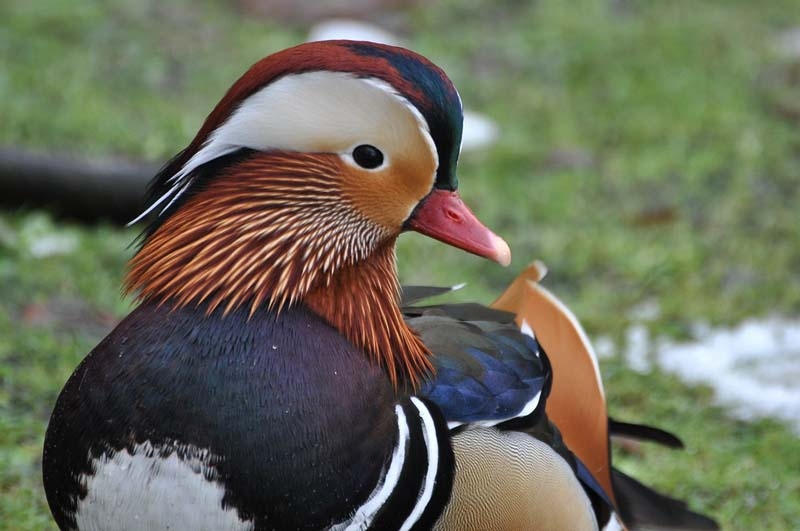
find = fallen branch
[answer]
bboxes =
[0,147,159,224]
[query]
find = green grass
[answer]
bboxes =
[2,0,800,529]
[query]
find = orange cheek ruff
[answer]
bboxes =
[126,153,372,313]
[125,151,433,387]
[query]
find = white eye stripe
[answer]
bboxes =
[361,77,439,171]
[130,71,439,226]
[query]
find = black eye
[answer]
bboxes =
[352,144,384,169]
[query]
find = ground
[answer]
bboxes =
[1,0,799,529]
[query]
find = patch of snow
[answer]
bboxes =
[28,233,78,258]
[773,27,800,58]
[307,19,403,46]
[624,323,653,373]
[17,214,79,258]
[462,110,500,152]
[627,298,661,322]
[654,317,800,434]
[593,335,616,360]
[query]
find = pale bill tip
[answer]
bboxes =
[492,234,512,267]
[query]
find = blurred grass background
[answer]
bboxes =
[2,0,800,529]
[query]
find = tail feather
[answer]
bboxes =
[609,418,684,449]
[612,469,719,530]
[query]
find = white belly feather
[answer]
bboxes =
[73,441,253,531]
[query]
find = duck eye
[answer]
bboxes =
[352,144,384,169]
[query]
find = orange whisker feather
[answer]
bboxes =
[126,152,430,385]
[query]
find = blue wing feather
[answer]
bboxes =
[406,305,550,426]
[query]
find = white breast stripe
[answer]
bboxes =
[330,405,410,531]
[399,398,440,531]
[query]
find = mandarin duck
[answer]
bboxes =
[43,40,717,531]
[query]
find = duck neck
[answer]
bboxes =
[304,242,431,388]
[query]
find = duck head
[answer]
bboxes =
[126,40,509,384]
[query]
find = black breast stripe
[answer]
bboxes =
[346,398,453,531]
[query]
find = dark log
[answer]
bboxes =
[0,146,159,224]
